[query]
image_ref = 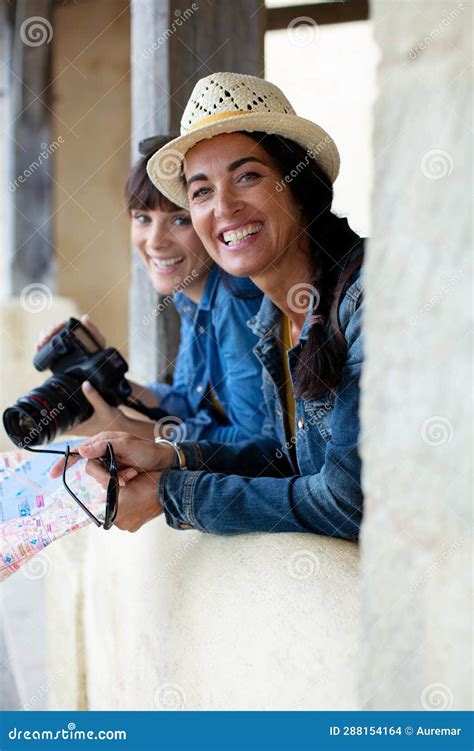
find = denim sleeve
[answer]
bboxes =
[159,305,363,541]
[145,315,195,422]
[147,388,265,442]
[175,412,263,443]
[173,430,293,476]
[210,292,266,439]
[146,382,194,422]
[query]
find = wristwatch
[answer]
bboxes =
[154,437,187,470]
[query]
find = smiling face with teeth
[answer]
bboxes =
[130,207,211,301]
[184,133,311,295]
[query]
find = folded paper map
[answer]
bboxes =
[0,442,105,581]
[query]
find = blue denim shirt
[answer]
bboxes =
[149,264,266,442]
[159,240,365,540]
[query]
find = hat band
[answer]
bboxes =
[186,109,249,132]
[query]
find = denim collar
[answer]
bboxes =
[173,262,218,317]
[247,296,314,345]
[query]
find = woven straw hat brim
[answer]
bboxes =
[146,111,340,209]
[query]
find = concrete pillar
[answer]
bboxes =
[359,0,472,709]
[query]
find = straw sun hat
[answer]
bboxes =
[147,72,340,209]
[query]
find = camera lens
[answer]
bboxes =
[3,374,92,448]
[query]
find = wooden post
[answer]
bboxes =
[129,0,265,382]
[4,0,55,296]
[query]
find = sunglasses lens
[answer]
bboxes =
[100,443,118,530]
[103,476,119,530]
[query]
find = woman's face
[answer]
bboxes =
[184,132,304,279]
[130,206,210,297]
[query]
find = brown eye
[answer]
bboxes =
[238,171,260,183]
[191,186,211,200]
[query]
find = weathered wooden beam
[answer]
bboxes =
[129,0,265,383]
[266,1,369,31]
[5,0,55,296]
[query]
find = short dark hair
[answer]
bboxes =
[125,155,181,213]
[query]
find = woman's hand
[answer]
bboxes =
[113,472,163,532]
[100,471,163,532]
[50,430,175,481]
[65,381,132,437]
[37,313,106,350]
[37,316,157,438]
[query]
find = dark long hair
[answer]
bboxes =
[246,132,362,400]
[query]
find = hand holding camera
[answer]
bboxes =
[3,315,156,448]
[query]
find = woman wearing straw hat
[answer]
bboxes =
[55,72,366,539]
[39,142,266,444]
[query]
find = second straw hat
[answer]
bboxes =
[147,72,340,209]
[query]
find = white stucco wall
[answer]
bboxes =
[79,527,359,710]
[45,521,360,710]
[359,0,472,710]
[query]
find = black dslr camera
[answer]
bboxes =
[3,318,135,448]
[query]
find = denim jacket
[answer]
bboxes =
[159,238,365,540]
[149,264,266,442]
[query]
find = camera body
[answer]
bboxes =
[3,318,133,448]
[33,317,131,405]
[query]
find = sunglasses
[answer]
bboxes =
[22,442,119,530]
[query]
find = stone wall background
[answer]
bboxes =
[359,0,472,710]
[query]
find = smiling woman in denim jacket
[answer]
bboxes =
[55,73,366,542]
[40,148,265,444]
